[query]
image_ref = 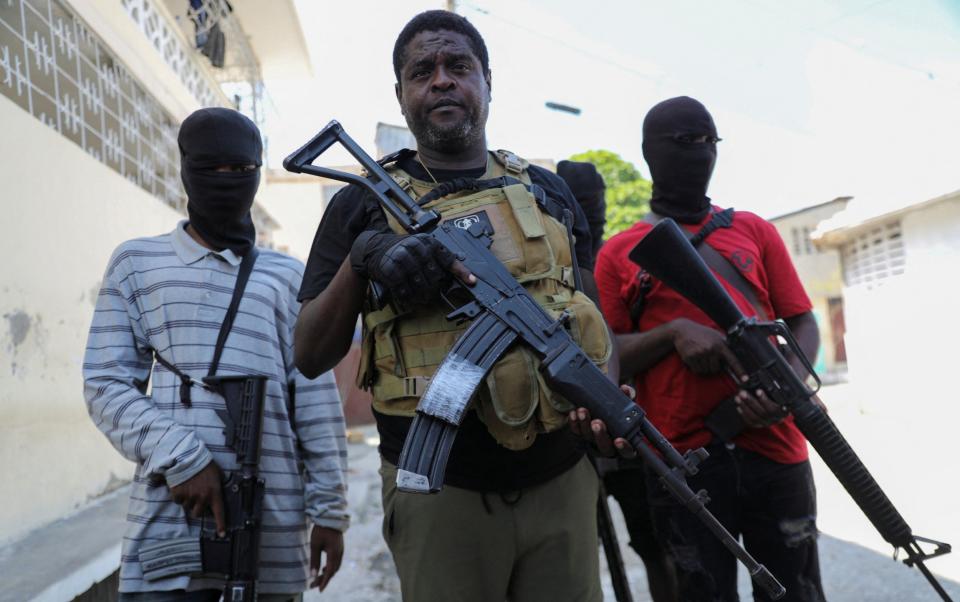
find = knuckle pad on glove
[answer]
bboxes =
[432,244,456,269]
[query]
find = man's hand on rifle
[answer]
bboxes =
[669,319,791,429]
[350,231,475,304]
[670,318,744,377]
[170,460,226,537]
[309,525,344,592]
[734,384,788,428]
[569,384,639,459]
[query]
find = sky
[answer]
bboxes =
[264,0,960,219]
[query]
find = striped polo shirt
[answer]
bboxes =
[83,221,349,594]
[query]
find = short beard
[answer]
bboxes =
[408,104,488,155]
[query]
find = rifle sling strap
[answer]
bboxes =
[695,239,771,321]
[208,247,259,378]
[642,208,770,321]
[154,247,259,406]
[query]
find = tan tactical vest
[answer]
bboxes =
[357,150,612,450]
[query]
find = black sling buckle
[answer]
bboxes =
[154,247,259,406]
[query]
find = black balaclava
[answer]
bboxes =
[556,160,606,253]
[642,96,718,224]
[178,107,263,254]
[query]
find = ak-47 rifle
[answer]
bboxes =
[284,121,786,599]
[630,218,953,602]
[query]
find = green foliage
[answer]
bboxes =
[568,149,652,239]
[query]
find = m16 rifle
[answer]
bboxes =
[200,375,268,602]
[629,217,953,602]
[284,121,786,599]
[138,375,267,601]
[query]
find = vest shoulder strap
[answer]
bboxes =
[492,149,529,179]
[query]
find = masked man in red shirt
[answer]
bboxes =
[590,97,826,602]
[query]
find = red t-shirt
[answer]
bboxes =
[595,207,813,464]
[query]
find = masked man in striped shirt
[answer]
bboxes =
[83,107,349,601]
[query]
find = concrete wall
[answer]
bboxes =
[831,200,960,573]
[0,94,183,545]
[840,197,960,412]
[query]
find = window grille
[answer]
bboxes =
[0,0,185,211]
[791,227,802,256]
[840,221,905,288]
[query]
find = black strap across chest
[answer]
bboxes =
[631,208,770,326]
[154,247,259,406]
[693,213,770,321]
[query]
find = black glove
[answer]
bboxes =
[350,231,456,305]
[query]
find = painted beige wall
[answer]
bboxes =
[256,173,329,261]
[772,211,845,299]
[771,201,848,372]
[0,95,185,544]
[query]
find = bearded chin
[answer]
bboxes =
[409,108,487,154]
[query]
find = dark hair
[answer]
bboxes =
[392,10,489,82]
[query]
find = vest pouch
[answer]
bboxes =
[539,290,614,415]
[431,185,555,282]
[475,346,542,451]
[357,287,395,391]
[370,319,419,416]
[371,304,471,416]
[504,184,546,239]
[356,323,375,390]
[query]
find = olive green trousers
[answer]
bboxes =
[380,456,602,602]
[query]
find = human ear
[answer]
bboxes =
[395,82,404,114]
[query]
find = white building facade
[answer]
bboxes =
[815,189,960,410]
[0,0,311,597]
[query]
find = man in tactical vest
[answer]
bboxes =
[588,96,826,601]
[295,10,615,602]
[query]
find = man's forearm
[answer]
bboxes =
[616,323,677,381]
[783,311,820,378]
[295,258,366,378]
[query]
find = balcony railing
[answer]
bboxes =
[123,0,264,125]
